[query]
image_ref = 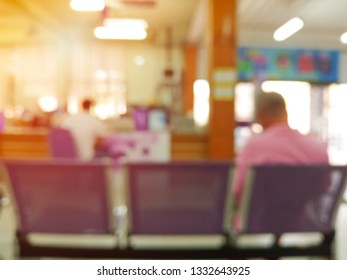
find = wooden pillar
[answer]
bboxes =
[183,46,197,114]
[208,0,237,160]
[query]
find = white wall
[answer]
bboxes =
[125,43,184,105]
[0,41,184,113]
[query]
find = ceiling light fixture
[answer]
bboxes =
[94,26,147,40]
[273,17,304,41]
[70,0,105,12]
[94,18,148,40]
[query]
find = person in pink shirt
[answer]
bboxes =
[233,91,329,204]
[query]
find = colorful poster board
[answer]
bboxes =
[238,47,339,83]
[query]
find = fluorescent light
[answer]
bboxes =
[273,17,304,41]
[70,0,105,12]
[94,19,148,40]
[341,32,347,44]
[94,26,147,40]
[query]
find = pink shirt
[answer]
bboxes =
[233,124,329,202]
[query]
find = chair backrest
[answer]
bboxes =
[239,165,347,235]
[3,159,113,235]
[48,127,78,158]
[126,161,233,235]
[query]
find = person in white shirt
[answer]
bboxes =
[61,99,107,160]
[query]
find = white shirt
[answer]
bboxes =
[61,112,106,160]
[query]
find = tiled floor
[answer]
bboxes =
[1,181,347,260]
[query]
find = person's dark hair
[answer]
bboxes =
[81,99,94,111]
[255,91,287,119]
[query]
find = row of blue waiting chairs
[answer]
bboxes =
[1,159,346,259]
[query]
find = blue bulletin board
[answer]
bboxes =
[238,47,339,83]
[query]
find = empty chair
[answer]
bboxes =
[125,161,234,259]
[234,164,347,259]
[48,127,78,158]
[3,159,118,258]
